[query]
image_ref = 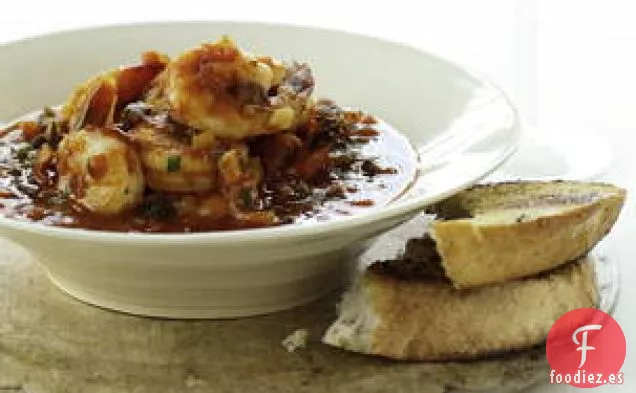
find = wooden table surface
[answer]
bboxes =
[0,218,550,393]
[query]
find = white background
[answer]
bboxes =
[0,0,635,391]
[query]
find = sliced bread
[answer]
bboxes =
[428,181,625,288]
[322,257,597,361]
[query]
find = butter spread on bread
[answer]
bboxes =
[428,181,625,288]
[323,181,625,361]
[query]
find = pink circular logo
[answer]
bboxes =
[546,308,626,388]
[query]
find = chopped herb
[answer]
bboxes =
[44,119,62,149]
[42,107,56,118]
[166,156,181,172]
[240,187,254,208]
[7,168,22,177]
[14,145,33,162]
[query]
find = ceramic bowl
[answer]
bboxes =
[0,22,519,318]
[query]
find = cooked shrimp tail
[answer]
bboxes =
[63,52,168,131]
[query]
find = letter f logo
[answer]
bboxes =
[573,324,603,368]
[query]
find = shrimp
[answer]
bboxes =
[128,122,268,198]
[54,54,167,213]
[56,127,145,214]
[53,39,314,205]
[62,51,168,131]
[151,37,315,139]
[128,123,218,193]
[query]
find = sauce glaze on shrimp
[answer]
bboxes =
[0,37,417,232]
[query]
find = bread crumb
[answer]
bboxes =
[282,329,309,352]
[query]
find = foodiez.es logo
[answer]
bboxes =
[573,324,602,368]
[546,308,626,388]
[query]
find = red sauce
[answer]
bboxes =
[0,104,417,233]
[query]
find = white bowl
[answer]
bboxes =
[0,22,519,318]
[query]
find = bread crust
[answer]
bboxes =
[429,181,625,287]
[323,181,623,362]
[324,259,597,361]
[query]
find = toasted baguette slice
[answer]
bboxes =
[323,258,597,361]
[428,181,625,288]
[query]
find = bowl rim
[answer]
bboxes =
[0,20,520,244]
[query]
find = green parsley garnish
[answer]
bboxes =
[166,156,181,172]
[14,144,33,162]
